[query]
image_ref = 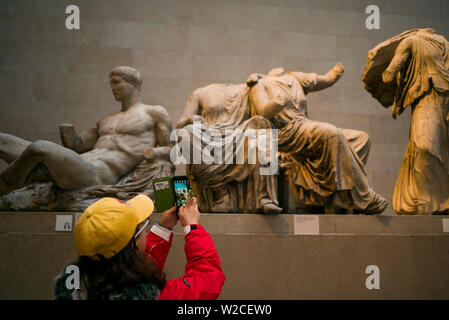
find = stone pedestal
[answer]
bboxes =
[0,212,448,299]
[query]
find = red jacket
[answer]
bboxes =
[144,224,225,300]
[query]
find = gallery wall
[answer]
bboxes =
[1,0,448,214]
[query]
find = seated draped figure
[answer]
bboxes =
[362,28,449,215]
[176,63,387,214]
[0,66,174,211]
[176,81,282,214]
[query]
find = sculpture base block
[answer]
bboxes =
[0,212,448,299]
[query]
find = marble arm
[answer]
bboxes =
[145,105,174,162]
[143,146,172,161]
[382,38,413,118]
[176,114,204,129]
[299,63,345,93]
[382,38,412,83]
[176,90,205,129]
[59,123,98,154]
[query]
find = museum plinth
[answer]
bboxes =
[1,212,448,299]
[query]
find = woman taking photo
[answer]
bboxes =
[53,194,225,300]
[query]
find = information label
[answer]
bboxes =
[443,218,449,233]
[294,215,319,235]
[55,215,73,232]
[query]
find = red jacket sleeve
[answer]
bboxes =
[158,225,226,300]
[145,230,173,271]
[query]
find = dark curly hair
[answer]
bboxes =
[77,223,167,300]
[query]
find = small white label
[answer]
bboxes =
[443,218,449,233]
[294,215,319,235]
[55,215,73,232]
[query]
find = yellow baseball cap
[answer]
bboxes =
[74,195,154,260]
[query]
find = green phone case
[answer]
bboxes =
[152,177,175,213]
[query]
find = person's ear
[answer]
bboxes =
[131,238,138,249]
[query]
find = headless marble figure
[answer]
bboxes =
[247,64,387,213]
[363,28,449,214]
[0,66,172,196]
[176,83,282,213]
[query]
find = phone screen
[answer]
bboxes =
[173,178,190,207]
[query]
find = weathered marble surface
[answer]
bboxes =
[0,66,174,211]
[248,65,387,214]
[176,83,282,214]
[177,64,387,214]
[363,29,449,215]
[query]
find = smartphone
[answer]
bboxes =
[172,175,192,208]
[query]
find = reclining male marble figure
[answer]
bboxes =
[0,66,174,210]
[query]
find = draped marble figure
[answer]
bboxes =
[362,28,449,215]
[176,84,282,213]
[247,64,388,214]
[177,63,387,214]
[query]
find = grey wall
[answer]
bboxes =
[1,0,449,214]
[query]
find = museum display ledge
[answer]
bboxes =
[1,211,448,236]
[1,211,448,300]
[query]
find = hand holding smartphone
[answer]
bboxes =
[178,194,200,227]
